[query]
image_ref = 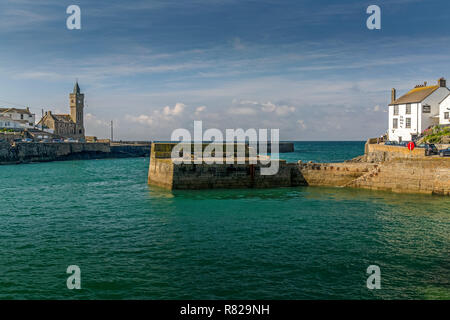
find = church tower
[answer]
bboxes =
[69,81,85,138]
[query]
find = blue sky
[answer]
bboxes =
[1,0,450,140]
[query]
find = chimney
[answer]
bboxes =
[391,88,396,103]
[438,77,446,88]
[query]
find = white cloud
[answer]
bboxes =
[125,114,154,125]
[232,100,295,116]
[228,106,257,115]
[163,102,185,116]
[124,102,188,133]
[195,105,206,115]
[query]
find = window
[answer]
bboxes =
[406,118,411,128]
[393,105,399,115]
[393,118,398,129]
[406,104,411,114]
[422,105,431,113]
[20,114,24,119]
[445,112,449,120]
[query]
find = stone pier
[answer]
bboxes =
[148,142,450,195]
[148,142,305,189]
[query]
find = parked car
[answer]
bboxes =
[384,141,398,145]
[398,141,413,147]
[52,139,63,143]
[439,148,450,157]
[21,138,33,143]
[416,143,438,156]
[64,138,78,143]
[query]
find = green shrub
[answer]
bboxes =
[422,125,450,143]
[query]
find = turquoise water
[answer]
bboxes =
[278,141,366,163]
[0,142,449,299]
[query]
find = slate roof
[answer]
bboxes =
[37,113,74,125]
[53,114,74,123]
[389,85,439,105]
[0,107,33,115]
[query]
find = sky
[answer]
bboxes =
[1,0,450,140]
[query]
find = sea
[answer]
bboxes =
[0,141,449,299]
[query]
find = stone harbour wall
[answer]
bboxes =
[148,158,307,190]
[0,142,111,164]
[148,158,175,189]
[365,143,426,162]
[170,161,305,190]
[0,142,152,165]
[147,142,305,190]
[110,144,151,157]
[297,162,378,187]
[348,158,450,195]
[148,145,449,195]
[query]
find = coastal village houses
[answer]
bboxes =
[0,107,35,129]
[38,82,85,140]
[388,77,450,142]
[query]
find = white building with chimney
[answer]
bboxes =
[0,107,36,128]
[388,78,449,142]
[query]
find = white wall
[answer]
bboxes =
[0,118,23,129]
[421,87,449,130]
[1,110,35,127]
[388,103,419,141]
[439,94,450,126]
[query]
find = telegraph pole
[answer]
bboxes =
[110,120,114,143]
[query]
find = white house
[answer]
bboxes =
[388,78,450,142]
[0,116,26,129]
[0,107,36,128]
[438,94,450,126]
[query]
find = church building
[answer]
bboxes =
[38,82,85,140]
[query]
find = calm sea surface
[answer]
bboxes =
[0,141,449,299]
